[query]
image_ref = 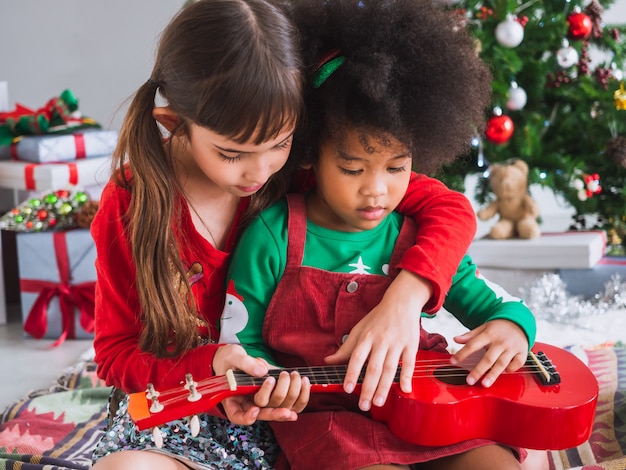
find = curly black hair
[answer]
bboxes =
[279,0,492,175]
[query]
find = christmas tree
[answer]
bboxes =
[434,0,626,251]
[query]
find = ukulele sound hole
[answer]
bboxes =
[433,366,469,386]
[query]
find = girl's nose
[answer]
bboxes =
[244,155,273,184]
[361,174,387,197]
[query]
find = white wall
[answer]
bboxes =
[0,1,185,131]
[0,1,185,209]
[607,0,626,21]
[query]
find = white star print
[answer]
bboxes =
[349,256,372,274]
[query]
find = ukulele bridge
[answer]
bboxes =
[527,350,561,386]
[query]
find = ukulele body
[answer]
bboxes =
[370,344,598,450]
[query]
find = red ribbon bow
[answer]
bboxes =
[21,231,95,347]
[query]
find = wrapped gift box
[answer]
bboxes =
[0,155,110,191]
[0,129,117,163]
[468,231,606,269]
[558,256,626,299]
[16,229,96,343]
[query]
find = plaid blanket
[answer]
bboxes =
[0,347,623,470]
[0,359,110,469]
[548,345,626,470]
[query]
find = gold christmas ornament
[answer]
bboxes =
[614,81,626,110]
[607,228,622,247]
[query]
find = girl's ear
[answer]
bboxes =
[152,106,179,133]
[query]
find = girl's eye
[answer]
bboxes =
[339,167,362,176]
[388,165,408,173]
[219,153,243,163]
[275,138,292,150]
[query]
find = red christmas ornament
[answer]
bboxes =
[36,209,48,221]
[55,189,70,198]
[567,12,593,40]
[485,112,514,144]
[584,173,601,196]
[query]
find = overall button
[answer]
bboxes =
[346,281,358,293]
[342,334,349,344]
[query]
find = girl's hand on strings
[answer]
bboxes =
[253,369,311,413]
[451,319,529,388]
[214,344,310,424]
[324,270,430,412]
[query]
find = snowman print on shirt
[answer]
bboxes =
[219,280,249,344]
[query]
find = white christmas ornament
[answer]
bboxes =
[573,178,588,201]
[495,16,524,48]
[507,82,527,110]
[557,39,579,68]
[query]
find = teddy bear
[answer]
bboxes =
[477,159,541,239]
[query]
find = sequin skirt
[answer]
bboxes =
[92,388,279,469]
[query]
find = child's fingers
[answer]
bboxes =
[260,371,290,408]
[252,375,277,408]
[357,351,387,411]
[450,340,489,371]
[268,371,301,409]
[255,407,298,422]
[324,340,353,365]
[337,339,370,395]
[452,324,484,347]
[358,345,404,411]
[213,344,270,377]
[456,346,495,386]
[292,376,311,413]
[476,353,508,388]
[370,357,398,409]
[399,347,417,394]
[238,356,271,378]
[505,351,527,372]
[476,348,525,387]
[221,397,260,425]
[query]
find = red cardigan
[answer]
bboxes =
[91,171,476,393]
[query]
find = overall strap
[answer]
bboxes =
[285,194,308,267]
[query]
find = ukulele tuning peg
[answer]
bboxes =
[146,383,164,413]
[188,414,201,437]
[152,426,165,449]
[184,373,202,402]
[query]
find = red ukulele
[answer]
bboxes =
[128,342,598,451]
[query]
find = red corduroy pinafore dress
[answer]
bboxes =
[265,195,520,469]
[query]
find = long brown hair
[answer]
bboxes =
[112,0,302,357]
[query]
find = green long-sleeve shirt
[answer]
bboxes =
[219,199,536,364]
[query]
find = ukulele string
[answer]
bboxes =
[224,362,547,386]
[153,361,549,409]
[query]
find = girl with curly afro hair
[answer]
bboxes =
[220,0,547,469]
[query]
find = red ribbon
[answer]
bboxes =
[0,104,33,124]
[21,231,95,347]
[74,134,86,159]
[23,162,79,190]
[10,139,20,160]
